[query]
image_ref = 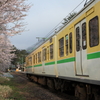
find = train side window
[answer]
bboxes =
[28,58,29,65]
[65,35,68,55]
[43,48,47,61]
[40,52,41,62]
[47,46,49,60]
[38,52,39,63]
[42,50,43,61]
[33,56,35,64]
[76,27,80,51]
[35,54,36,63]
[36,54,37,63]
[44,48,47,60]
[82,22,87,50]
[69,32,72,53]
[59,37,64,57]
[50,44,53,59]
[38,52,41,63]
[29,57,32,65]
[30,57,32,65]
[89,16,99,47]
[34,55,35,64]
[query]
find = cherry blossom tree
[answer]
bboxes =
[0,35,15,71]
[0,0,31,71]
[0,0,31,36]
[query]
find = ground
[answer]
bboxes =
[0,72,75,100]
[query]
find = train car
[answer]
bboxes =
[25,0,100,100]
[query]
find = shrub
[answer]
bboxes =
[0,85,12,99]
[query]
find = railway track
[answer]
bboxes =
[11,72,76,100]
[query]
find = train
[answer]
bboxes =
[25,0,100,100]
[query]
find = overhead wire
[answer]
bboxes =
[27,0,89,53]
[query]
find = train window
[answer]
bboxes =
[44,48,47,60]
[59,37,64,57]
[36,54,37,63]
[82,22,87,50]
[40,52,41,62]
[38,52,39,62]
[34,55,35,64]
[65,35,68,55]
[29,57,32,65]
[38,52,41,62]
[69,32,72,53]
[89,16,99,47]
[50,44,53,59]
[76,27,80,51]
[42,48,47,61]
[47,46,49,60]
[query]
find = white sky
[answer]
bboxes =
[9,0,86,50]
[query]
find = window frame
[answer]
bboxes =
[65,34,68,55]
[82,22,87,50]
[76,27,80,52]
[34,55,35,64]
[50,44,53,59]
[89,16,99,47]
[59,37,64,57]
[69,32,72,53]
[35,54,36,63]
[38,51,41,63]
[47,46,49,60]
[44,48,47,61]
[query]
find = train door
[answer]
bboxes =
[75,19,89,76]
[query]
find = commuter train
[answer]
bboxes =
[25,0,100,100]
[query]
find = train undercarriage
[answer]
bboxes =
[27,74,100,100]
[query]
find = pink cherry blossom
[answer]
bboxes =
[0,0,31,71]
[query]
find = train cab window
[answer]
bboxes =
[89,16,99,47]
[65,35,68,55]
[69,32,72,53]
[59,37,64,57]
[82,22,87,50]
[76,27,80,51]
[50,44,53,59]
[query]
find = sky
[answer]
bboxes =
[9,0,87,50]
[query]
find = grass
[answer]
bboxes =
[0,76,26,100]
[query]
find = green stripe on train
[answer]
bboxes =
[34,64,42,67]
[87,52,100,59]
[26,57,75,68]
[26,66,33,68]
[26,52,100,68]
[57,57,75,64]
[45,61,55,65]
